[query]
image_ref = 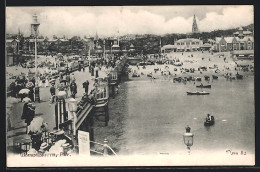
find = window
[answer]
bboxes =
[196,42,199,45]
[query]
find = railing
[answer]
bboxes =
[90,140,117,156]
[76,103,94,130]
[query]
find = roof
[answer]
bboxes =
[200,43,212,47]
[225,37,235,43]
[29,38,45,42]
[130,44,135,48]
[207,39,216,43]
[176,38,201,43]
[6,39,20,43]
[96,45,102,49]
[234,31,252,35]
[58,39,69,42]
[215,37,223,43]
[162,44,176,49]
[49,39,58,42]
[112,44,120,48]
[236,36,254,42]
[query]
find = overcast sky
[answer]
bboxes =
[6,5,253,38]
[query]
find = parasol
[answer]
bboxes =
[19,88,30,94]
[26,82,34,88]
[28,117,48,134]
[22,97,31,103]
[50,79,56,83]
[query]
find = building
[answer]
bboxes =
[215,27,254,52]
[111,37,121,54]
[161,44,176,53]
[233,27,253,37]
[175,38,203,52]
[6,39,20,66]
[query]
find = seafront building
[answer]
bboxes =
[214,27,254,52]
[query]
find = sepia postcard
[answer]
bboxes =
[6,5,255,167]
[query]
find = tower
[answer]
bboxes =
[192,14,199,33]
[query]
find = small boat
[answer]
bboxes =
[147,73,153,77]
[154,68,159,72]
[204,75,210,80]
[195,77,202,81]
[204,116,215,126]
[187,91,210,95]
[173,62,183,66]
[212,75,218,79]
[173,77,182,82]
[132,73,140,77]
[236,74,243,80]
[196,84,211,88]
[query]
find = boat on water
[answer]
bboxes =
[195,77,202,81]
[204,75,210,80]
[196,84,211,88]
[212,75,218,79]
[236,74,243,80]
[132,72,140,77]
[147,73,153,77]
[187,91,210,95]
[204,116,215,126]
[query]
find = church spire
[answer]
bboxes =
[192,14,199,33]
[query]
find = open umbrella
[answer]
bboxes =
[28,117,48,134]
[22,97,31,103]
[26,82,34,88]
[19,88,30,94]
[49,79,56,83]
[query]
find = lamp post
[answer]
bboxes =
[183,126,194,155]
[68,98,78,136]
[31,14,40,85]
[55,91,67,129]
[103,39,106,61]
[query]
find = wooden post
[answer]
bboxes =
[105,104,109,126]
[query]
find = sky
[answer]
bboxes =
[6,5,254,38]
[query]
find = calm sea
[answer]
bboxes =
[119,71,254,155]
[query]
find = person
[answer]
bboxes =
[70,81,77,98]
[9,82,16,97]
[45,76,50,87]
[24,103,35,134]
[66,66,70,75]
[59,72,63,82]
[95,66,99,78]
[66,74,71,86]
[78,64,81,71]
[82,80,89,94]
[28,86,35,102]
[50,83,56,103]
[70,73,76,83]
[31,77,36,87]
[206,114,212,122]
